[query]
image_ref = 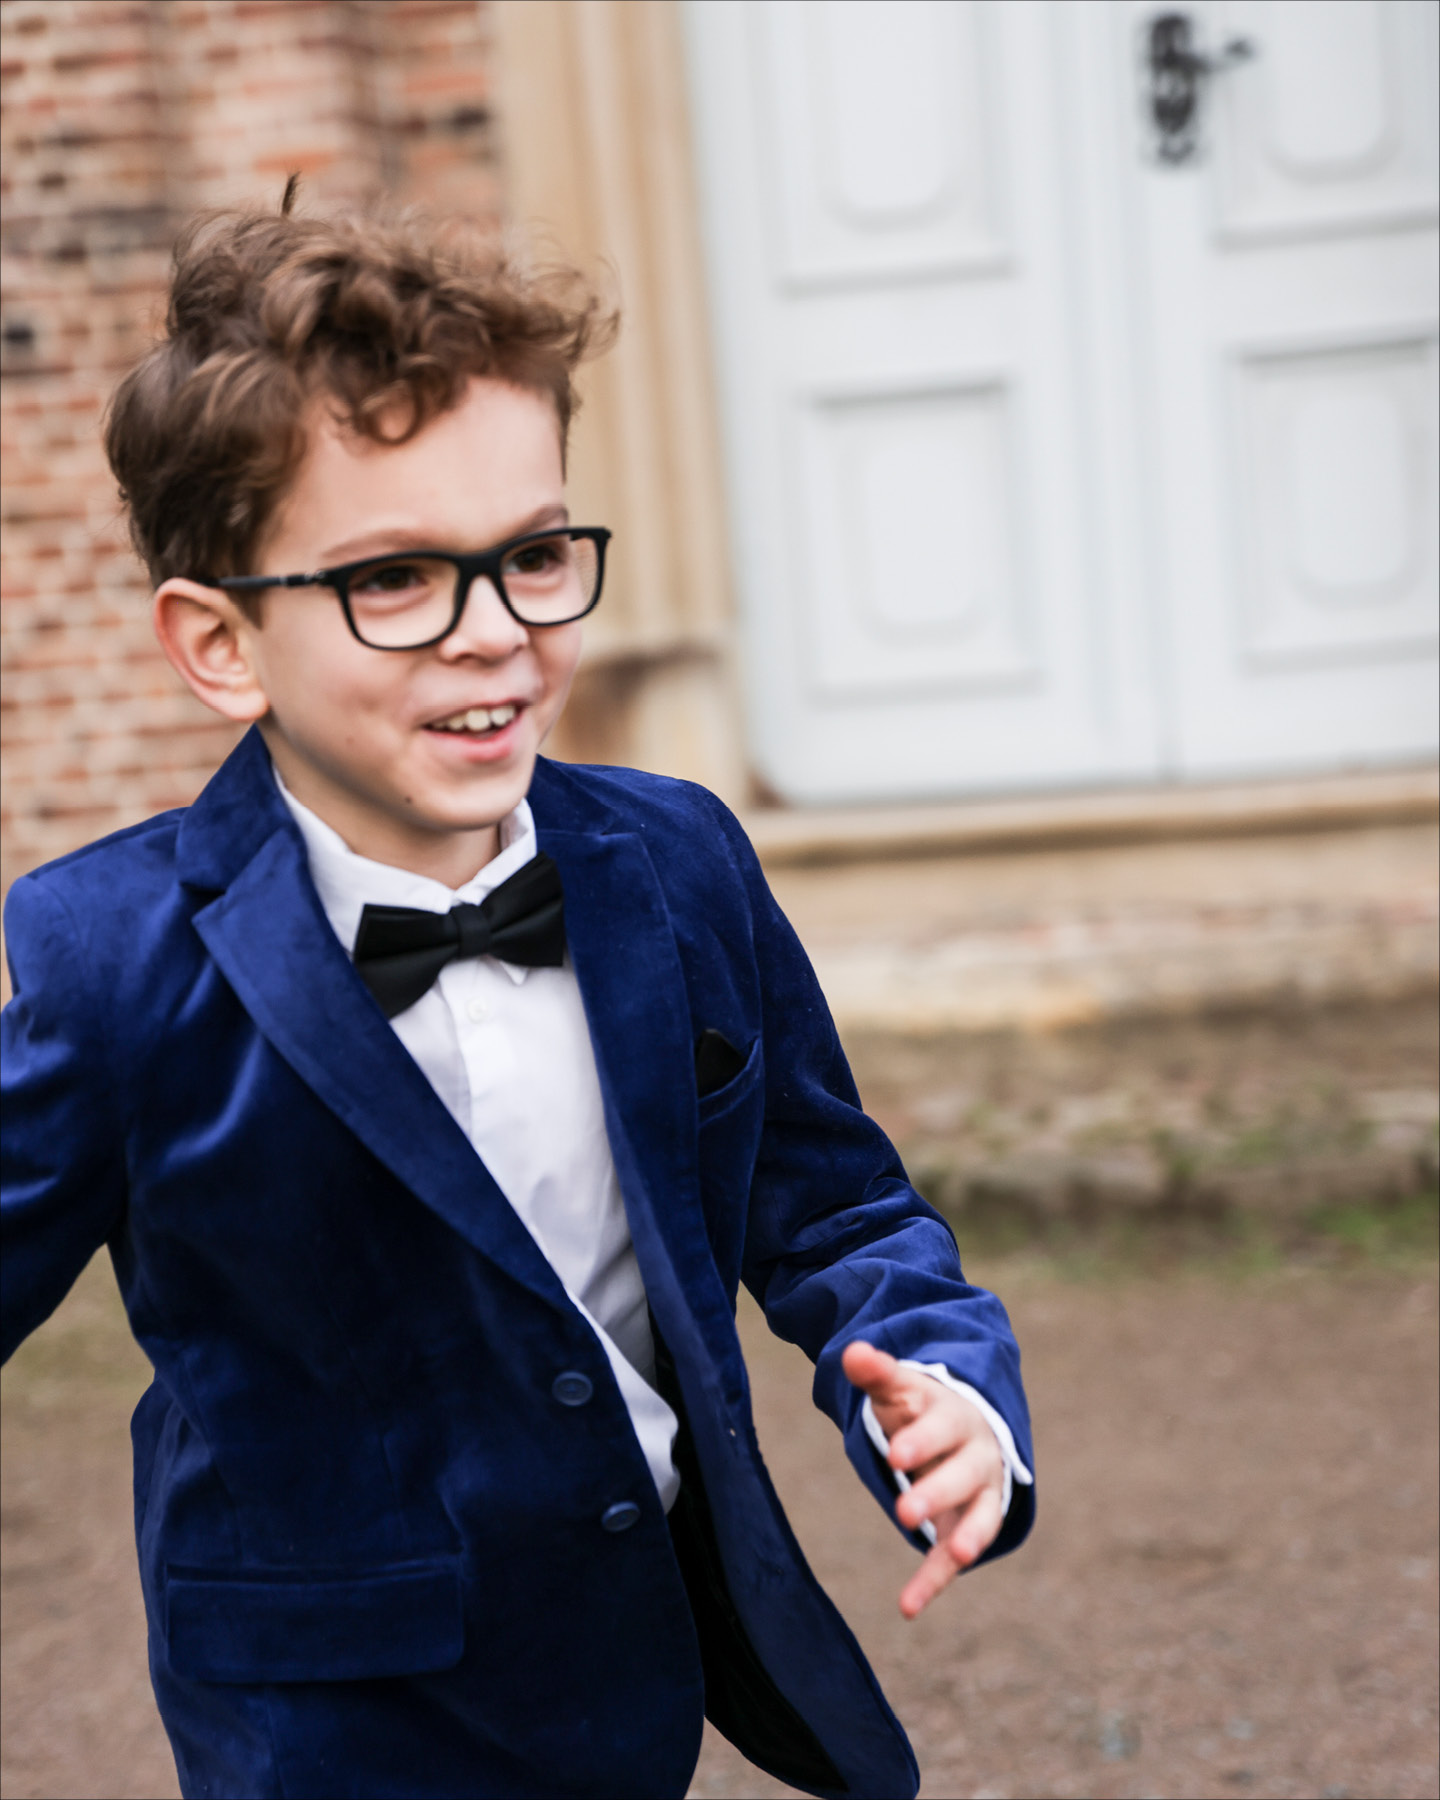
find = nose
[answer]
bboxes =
[438,573,531,661]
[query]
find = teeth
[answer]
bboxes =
[433,703,519,733]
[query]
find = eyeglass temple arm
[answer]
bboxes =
[216,572,328,591]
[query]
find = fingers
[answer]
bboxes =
[888,1399,981,1475]
[894,1435,1001,1534]
[845,1346,1009,1619]
[898,1484,1005,1621]
[944,1480,1005,1571]
[899,1539,964,1621]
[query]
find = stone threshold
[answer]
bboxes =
[745,764,1440,869]
[802,905,1440,1035]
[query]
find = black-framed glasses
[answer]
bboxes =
[215,525,611,650]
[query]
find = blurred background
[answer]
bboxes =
[2,4,1437,1799]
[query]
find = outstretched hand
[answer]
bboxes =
[842,1340,1007,1620]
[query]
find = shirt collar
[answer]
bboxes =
[274,767,538,986]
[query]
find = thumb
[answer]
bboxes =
[841,1339,907,1404]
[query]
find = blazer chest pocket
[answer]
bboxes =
[164,1559,464,1684]
[695,1037,763,1285]
[695,1032,761,1124]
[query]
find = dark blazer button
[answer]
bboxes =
[552,1371,594,1407]
[600,1501,641,1533]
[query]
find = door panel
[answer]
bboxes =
[797,383,1034,698]
[1231,337,1437,663]
[684,0,1163,805]
[761,0,1005,284]
[1211,0,1438,242]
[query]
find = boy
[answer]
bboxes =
[1,202,1033,1800]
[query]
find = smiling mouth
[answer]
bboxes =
[427,703,521,736]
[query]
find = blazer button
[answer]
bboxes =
[552,1371,594,1407]
[601,1501,641,1533]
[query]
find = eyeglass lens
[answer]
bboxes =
[344,532,600,647]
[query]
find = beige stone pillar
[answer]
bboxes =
[489,0,746,805]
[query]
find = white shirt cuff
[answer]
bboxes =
[861,1362,1033,1549]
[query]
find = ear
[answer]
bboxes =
[153,578,271,723]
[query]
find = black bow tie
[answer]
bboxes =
[352,852,566,1019]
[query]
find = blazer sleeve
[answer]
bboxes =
[2,875,128,1363]
[712,803,1036,1564]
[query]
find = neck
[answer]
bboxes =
[268,757,504,888]
[338,819,503,890]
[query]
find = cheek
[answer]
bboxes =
[535,627,584,711]
[259,626,403,739]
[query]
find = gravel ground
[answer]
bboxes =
[3,1002,1437,1800]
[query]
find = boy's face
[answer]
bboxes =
[235,377,583,882]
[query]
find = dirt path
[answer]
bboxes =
[696,1262,1439,1800]
[3,1246,1436,1800]
[2,1257,179,1800]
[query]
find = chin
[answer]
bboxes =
[445,776,532,830]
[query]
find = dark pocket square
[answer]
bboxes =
[695,1028,747,1098]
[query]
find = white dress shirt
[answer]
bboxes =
[277,772,1031,1543]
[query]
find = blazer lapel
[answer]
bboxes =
[540,823,743,1412]
[178,732,568,1312]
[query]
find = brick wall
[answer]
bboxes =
[0,0,505,892]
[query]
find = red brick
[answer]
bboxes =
[1,0,503,890]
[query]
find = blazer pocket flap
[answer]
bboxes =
[164,1560,464,1684]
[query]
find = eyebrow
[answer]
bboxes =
[316,503,571,566]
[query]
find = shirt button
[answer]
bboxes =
[465,997,489,1023]
[600,1501,641,1534]
[551,1371,593,1407]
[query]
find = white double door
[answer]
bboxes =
[684,0,1439,805]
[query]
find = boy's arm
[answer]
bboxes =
[1,877,128,1362]
[710,803,1035,1570]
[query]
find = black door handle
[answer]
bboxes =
[1143,10,1256,166]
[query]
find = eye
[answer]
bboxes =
[502,536,569,580]
[351,560,430,597]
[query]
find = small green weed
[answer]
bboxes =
[950,1190,1439,1284]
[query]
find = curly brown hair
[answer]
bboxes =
[104,199,615,589]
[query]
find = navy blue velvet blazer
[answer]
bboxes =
[1,728,1034,1800]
